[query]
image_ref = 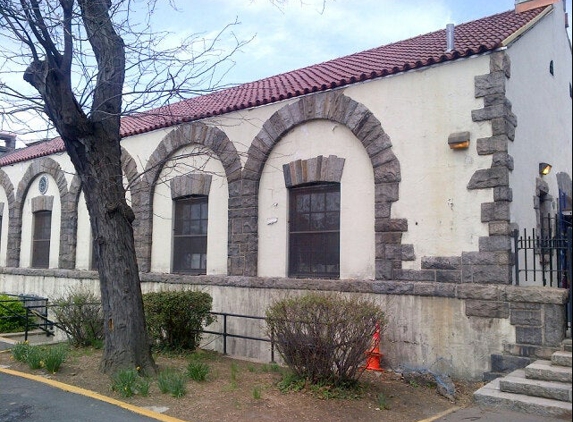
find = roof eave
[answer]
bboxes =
[502,4,554,46]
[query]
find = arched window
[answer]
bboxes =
[288,183,340,278]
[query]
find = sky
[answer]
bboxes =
[150,0,573,85]
[1,0,572,145]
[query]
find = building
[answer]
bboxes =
[0,0,571,379]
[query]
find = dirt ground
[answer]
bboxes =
[0,346,482,422]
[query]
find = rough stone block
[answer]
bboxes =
[475,72,506,97]
[468,167,509,190]
[481,202,510,222]
[465,300,509,318]
[543,304,566,346]
[516,326,543,345]
[491,152,514,170]
[476,135,509,155]
[479,236,512,252]
[393,269,435,281]
[422,256,461,270]
[493,187,513,203]
[510,309,542,326]
[436,270,461,283]
[375,259,393,280]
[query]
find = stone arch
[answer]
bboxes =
[233,91,404,278]
[138,122,241,272]
[0,169,16,267]
[13,158,70,268]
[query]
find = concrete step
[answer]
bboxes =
[552,351,572,367]
[562,338,572,352]
[526,360,572,383]
[474,378,572,418]
[499,369,572,402]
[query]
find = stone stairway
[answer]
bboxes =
[474,339,572,418]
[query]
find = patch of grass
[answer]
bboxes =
[25,346,43,370]
[377,392,391,410]
[111,368,149,398]
[42,344,68,373]
[230,362,239,380]
[157,368,187,398]
[277,371,306,393]
[261,362,282,373]
[252,385,262,399]
[11,342,31,362]
[187,361,210,382]
[188,349,219,362]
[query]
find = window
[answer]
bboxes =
[289,183,340,278]
[32,210,52,268]
[90,236,98,271]
[173,196,208,274]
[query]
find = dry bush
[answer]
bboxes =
[266,293,385,386]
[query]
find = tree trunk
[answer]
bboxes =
[76,127,156,375]
[11,0,156,375]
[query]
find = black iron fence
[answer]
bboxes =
[513,214,572,329]
[1,299,274,359]
[0,294,55,340]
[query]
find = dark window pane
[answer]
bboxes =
[289,184,340,278]
[173,196,208,274]
[311,192,325,212]
[32,211,51,268]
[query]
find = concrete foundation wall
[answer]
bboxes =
[1,269,567,380]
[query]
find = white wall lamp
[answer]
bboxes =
[539,162,552,176]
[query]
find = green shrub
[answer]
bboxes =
[0,294,27,333]
[51,288,104,347]
[157,368,187,397]
[266,292,385,387]
[143,290,215,352]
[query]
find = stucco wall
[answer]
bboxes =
[506,5,573,234]
[348,57,494,265]
[258,120,375,279]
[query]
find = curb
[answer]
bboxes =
[416,406,461,422]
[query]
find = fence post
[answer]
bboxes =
[223,313,227,355]
[24,307,30,342]
[567,227,572,333]
[513,229,520,285]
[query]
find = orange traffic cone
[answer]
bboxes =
[364,323,383,372]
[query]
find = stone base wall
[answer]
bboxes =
[0,268,567,380]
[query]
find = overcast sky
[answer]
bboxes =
[153,0,573,85]
[1,0,571,145]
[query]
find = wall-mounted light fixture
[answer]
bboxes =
[539,162,552,176]
[448,131,470,150]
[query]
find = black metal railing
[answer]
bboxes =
[0,294,57,340]
[2,300,275,360]
[513,215,572,330]
[204,312,275,362]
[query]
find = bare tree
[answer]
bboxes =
[0,0,246,374]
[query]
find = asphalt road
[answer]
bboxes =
[0,371,167,422]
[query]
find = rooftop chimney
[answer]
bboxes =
[0,132,17,155]
[515,0,559,14]
[446,23,455,53]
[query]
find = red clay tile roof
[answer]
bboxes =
[0,5,548,167]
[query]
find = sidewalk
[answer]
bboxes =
[425,406,569,422]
